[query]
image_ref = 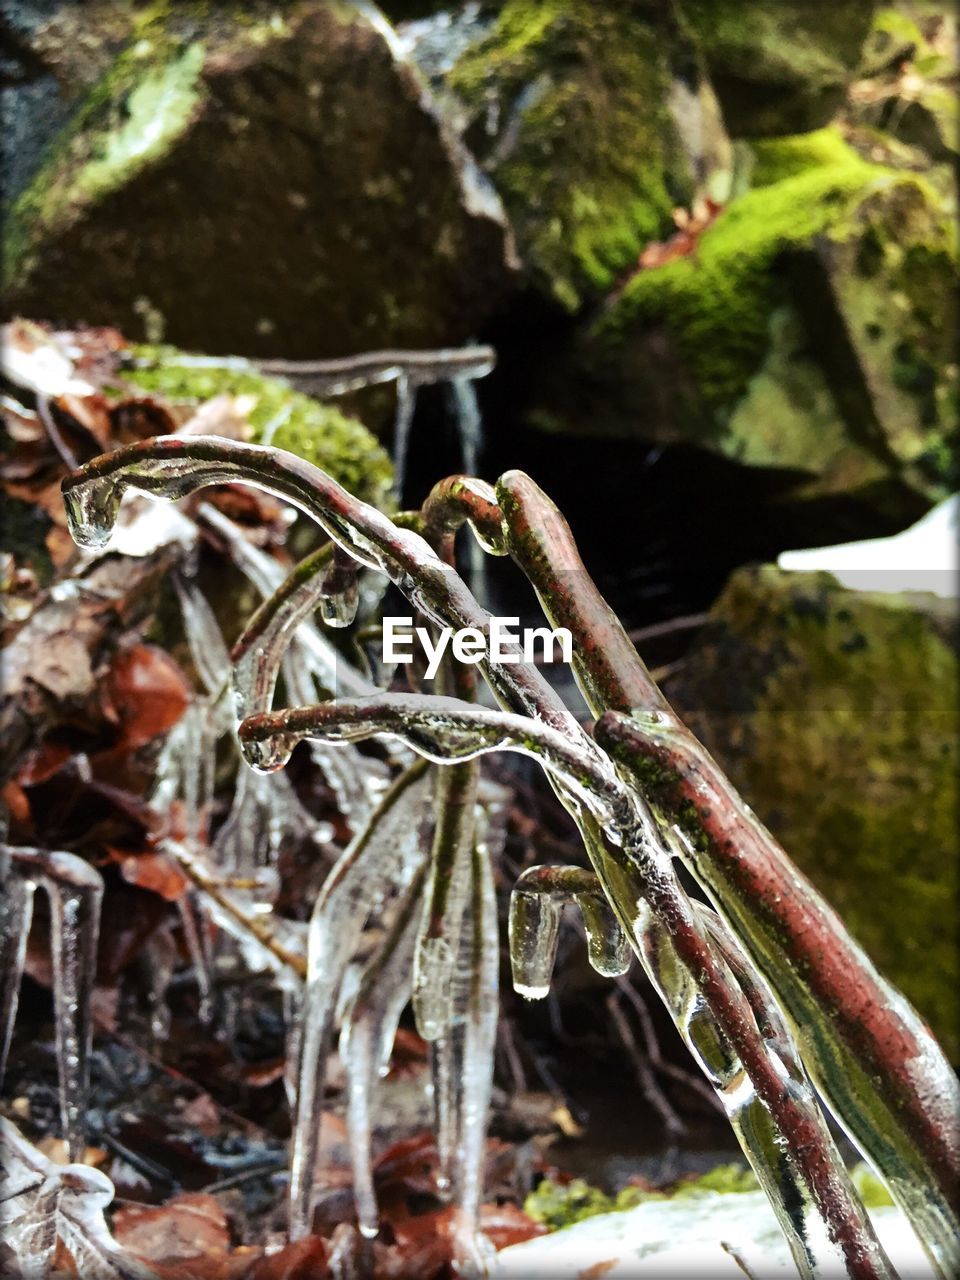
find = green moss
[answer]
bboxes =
[450,1,704,310]
[6,15,207,277]
[524,1177,618,1230]
[596,138,883,418]
[125,346,394,506]
[673,567,960,1058]
[670,1163,759,1198]
[524,1164,758,1231]
[749,127,861,186]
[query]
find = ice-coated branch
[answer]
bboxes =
[252,345,496,396]
[1,847,103,1161]
[240,694,895,1280]
[596,707,960,1275]
[496,468,959,1276]
[508,865,631,998]
[289,761,432,1241]
[235,692,630,831]
[414,761,478,1042]
[340,863,426,1240]
[62,436,583,741]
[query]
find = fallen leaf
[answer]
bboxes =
[244,1237,330,1280]
[119,851,190,902]
[479,1201,547,1250]
[100,644,192,749]
[113,1192,231,1262]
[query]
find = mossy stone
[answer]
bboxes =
[124,344,394,507]
[667,565,959,1059]
[534,132,956,525]
[5,1,516,358]
[678,0,878,137]
[446,0,730,311]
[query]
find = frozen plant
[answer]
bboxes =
[59,436,960,1279]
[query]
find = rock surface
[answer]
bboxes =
[665,564,959,1057]
[5,1,518,358]
[438,0,731,311]
[532,129,957,527]
[679,0,879,137]
[122,344,394,506]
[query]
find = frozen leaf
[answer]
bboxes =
[100,646,192,750]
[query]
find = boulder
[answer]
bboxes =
[847,5,958,164]
[665,565,959,1058]
[678,0,879,137]
[4,1,518,358]
[423,0,731,312]
[534,130,957,528]
[122,344,394,506]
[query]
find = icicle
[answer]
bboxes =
[392,371,416,502]
[0,853,36,1085]
[289,764,431,1240]
[448,376,487,595]
[339,867,425,1239]
[634,900,894,1280]
[175,891,215,1024]
[413,762,478,1042]
[41,852,104,1161]
[319,546,361,628]
[508,865,631,1000]
[433,846,499,1278]
[449,377,483,482]
[172,571,232,698]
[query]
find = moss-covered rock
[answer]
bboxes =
[441,0,730,312]
[848,5,958,163]
[4,1,517,358]
[678,0,879,137]
[665,565,959,1058]
[524,1164,761,1232]
[533,132,956,525]
[123,344,394,506]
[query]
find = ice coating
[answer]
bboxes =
[636,901,894,1280]
[498,464,957,1274]
[0,861,35,1086]
[263,694,894,1278]
[2,848,103,1161]
[289,764,431,1240]
[319,546,361,628]
[596,708,960,1276]
[392,371,416,500]
[339,869,424,1238]
[163,839,307,985]
[433,846,499,1277]
[1,1118,159,1279]
[172,572,232,697]
[59,436,933,1277]
[413,761,478,1042]
[508,865,631,999]
[237,692,628,831]
[61,437,586,741]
